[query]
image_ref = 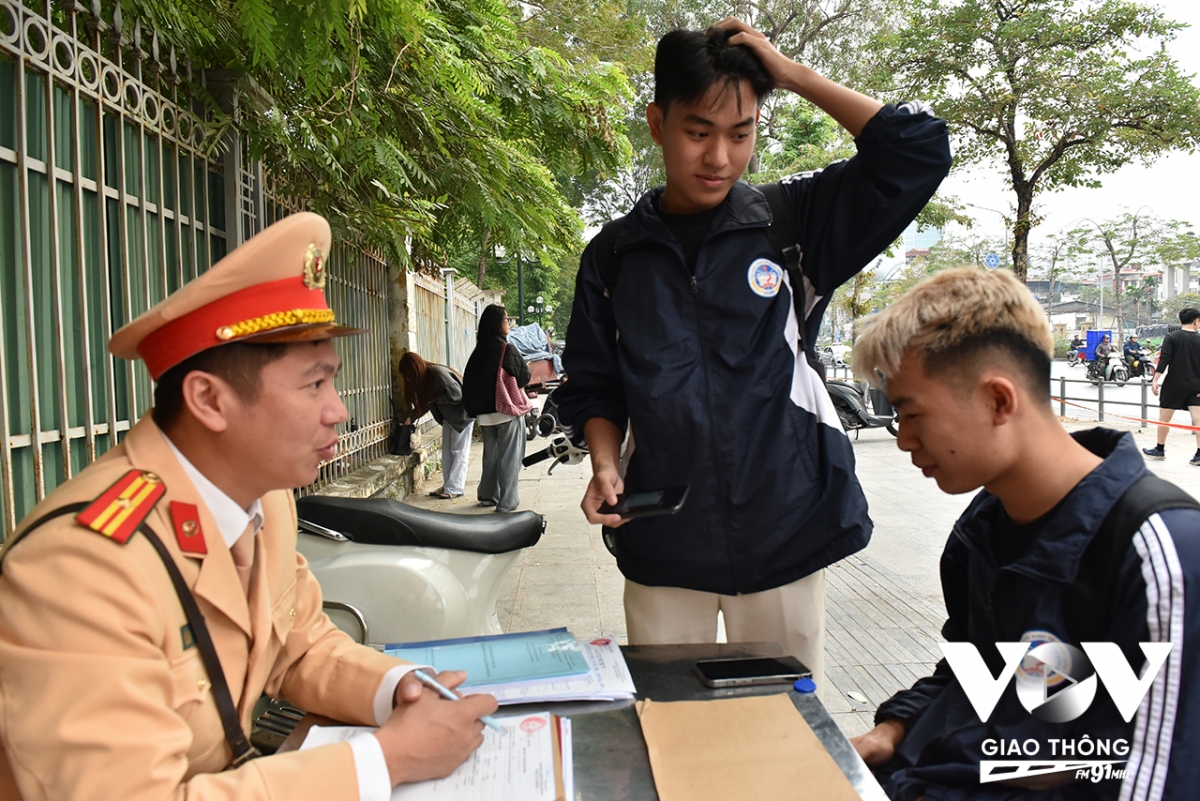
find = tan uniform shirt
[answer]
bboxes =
[0,415,403,800]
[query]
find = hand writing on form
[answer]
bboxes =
[374,669,499,786]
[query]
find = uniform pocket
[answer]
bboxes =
[270,580,298,645]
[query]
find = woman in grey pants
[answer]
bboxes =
[462,305,531,512]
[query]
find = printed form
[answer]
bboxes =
[300,712,568,801]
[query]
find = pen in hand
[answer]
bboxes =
[411,669,502,731]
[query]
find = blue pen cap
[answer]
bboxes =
[794,677,817,693]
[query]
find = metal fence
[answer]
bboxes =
[0,0,392,536]
[409,271,483,373]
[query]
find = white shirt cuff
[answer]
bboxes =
[349,733,392,801]
[372,664,433,726]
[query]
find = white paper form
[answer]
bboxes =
[466,637,636,705]
[300,713,562,801]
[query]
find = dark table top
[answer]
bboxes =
[280,642,888,800]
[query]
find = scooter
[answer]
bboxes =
[295,496,544,648]
[1086,350,1128,387]
[827,378,898,437]
[1067,347,1086,367]
[1125,347,1153,379]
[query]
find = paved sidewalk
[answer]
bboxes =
[404,417,1198,739]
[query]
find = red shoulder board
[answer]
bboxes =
[75,470,167,545]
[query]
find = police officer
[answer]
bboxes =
[0,214,496,800]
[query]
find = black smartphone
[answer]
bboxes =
[692,655,811,688]
[597,485,689,519]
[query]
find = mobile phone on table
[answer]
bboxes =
[597,486,689,519]
[692,655,811,688]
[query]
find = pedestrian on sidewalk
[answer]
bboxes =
[850,268,1200,801]
[552,18,950,693]
[398,351,473,499]
[1142,307,1200,465]
[463,305,530,512]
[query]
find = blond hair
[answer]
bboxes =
[852,268,1053,387]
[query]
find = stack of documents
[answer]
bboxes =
[470,636,636,705]
[301,713,573,801]
[385,629,637,705]
[384,628,589,687]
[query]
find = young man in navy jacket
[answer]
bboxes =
[552,18,951,690]
[851,268,1200,800]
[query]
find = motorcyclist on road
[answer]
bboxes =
[1094,334,1113,361]
[1124,335,1141,359]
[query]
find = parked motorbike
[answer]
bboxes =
[1067,347,1086,367]
[1086,350,1128,387]
[1125,347,1153,379]
[827,378,898,437]
[295,496,544,648]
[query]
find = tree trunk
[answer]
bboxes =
[1012,191,1033,282]
[476,228,492,288]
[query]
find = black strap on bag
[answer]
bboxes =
[1064,473,1200,645]
[593,183,822,379]
[0,504,260,768]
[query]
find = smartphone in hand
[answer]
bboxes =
[597,486,689,519]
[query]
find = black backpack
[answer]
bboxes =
[591,183,824,377]
[1065,472,1200,644]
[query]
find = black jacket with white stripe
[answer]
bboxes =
[875,429,1200,801]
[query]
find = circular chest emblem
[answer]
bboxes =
[748,258,783,298]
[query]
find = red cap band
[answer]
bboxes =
[137,276,330,380]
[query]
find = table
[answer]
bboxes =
[281,642,888,800]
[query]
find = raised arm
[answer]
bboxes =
[714,18,883,137]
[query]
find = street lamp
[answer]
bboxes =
[526,295,552,327]
[965,202,1010,252]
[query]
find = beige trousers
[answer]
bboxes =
[624,570,827,698]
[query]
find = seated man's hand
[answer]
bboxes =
[850,718,906,767]
[376,670,499,786]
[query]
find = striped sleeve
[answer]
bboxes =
[1120,508,1200,801]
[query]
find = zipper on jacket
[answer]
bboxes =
[690,275,697,293]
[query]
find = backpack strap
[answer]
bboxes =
[591,218,626,297]
[1065,472,1200,644]
[0,501,261,768]
[759,183,825,381]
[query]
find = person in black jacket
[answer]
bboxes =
[851,268,1200,801]
[551,18,951,694]
[463,305,531,511]
[399,351,473,499]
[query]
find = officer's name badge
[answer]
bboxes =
[75,470,166,545]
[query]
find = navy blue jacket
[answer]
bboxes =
[552,102,952,594]
[876,430,1200,801]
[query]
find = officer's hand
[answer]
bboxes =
[1151,383,1160,397]
[582,465,627,528]
[376,670,498,786]
[850,719,905,767]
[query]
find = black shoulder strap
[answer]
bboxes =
[1065,473,1200,644]
[592,218,625,297]
[0,505,260,768]
[759,183,824,380]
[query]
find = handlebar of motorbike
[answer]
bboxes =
[523,447,554,467]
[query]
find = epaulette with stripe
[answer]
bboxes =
[75,470,167,544]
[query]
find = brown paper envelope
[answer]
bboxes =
[636,694,860,801]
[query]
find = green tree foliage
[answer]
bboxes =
[120,0,634,268]
[1067,212,1164,330]
[1161,293,1200,321]
[873,0,1200,282]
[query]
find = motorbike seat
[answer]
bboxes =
[296,496,544,554]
